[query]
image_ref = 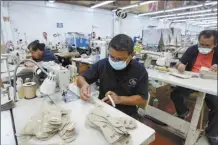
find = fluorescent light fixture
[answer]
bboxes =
[171,17,217,22]
[191,22,217,26]
[91,1,114,9]
[139,1,157,6]
[113,1,156,11]
[138,1,217,16]
[163,13,217,20]
[152,9,217,19]
[120,4,139,10]
[48,0,55,3]
[193,21,217,24]
[198,24,217,27]
[206,26,217,29]
[207,27,217,28]
[198,23,217,25]
[138,10,164,16]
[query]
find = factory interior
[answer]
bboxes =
[1,1,218,145]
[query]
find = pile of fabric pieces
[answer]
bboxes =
[86,107,137,145]
[20,103,76,143]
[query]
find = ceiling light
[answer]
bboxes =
[138,1,217,16]
[120,4,139,10]
[171,17,217,22]
[138,10,164,16]
[48,0,55,3]
[192,22,217,26]
[113,1,156,12]
[193,21,217,24]
[163,13,217,20]
[198,24,217,27]
[139,1,157,6]
[198,23,217,25]
[152,9,217,19]
[91,1,114,9]
[206,26,217,29]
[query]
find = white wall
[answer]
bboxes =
[6,1,114,43]
[1,1,204,44]
[120,14,160,37]
[1,1,13,43]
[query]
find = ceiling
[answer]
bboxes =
[56,0,214,14]
[56,0,217,28]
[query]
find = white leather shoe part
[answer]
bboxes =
[20,103,76,143]
[86,107,137,145]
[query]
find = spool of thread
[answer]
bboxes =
[25,78,31,83]
[23,82,37,99]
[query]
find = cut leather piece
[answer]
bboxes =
[88,108,130,135]
[58,121,75,137]
[115,136,133,145]
[22,114,41,135]
[86,107,136,144]
[88,113,128,136]
[63,135,77,143]
[90,120,123,144]
[20,103,76,143]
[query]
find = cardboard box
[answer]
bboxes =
[149,83,172,111]
[149,84,171,100]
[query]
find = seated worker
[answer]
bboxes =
[171,30,218,145]
[77,34,148,119]
[27,40,59,63]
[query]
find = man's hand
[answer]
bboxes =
[176,63,186,73]
[80,84,91,101]
[210,64,217,72]
[102,91,122,105]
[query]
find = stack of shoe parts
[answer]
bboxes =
[20,103,76,143]
[86,107,137,145]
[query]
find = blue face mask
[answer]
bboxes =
[108,56,127,70]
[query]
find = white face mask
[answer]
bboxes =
[198,47,212,55]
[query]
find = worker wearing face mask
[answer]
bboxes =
[171,30,218,145]
[77,34,148,119]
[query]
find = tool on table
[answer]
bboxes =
[107,95,116,108]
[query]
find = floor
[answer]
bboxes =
[142,118,184,145]
[141,97,209,145]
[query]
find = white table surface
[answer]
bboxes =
[147,69,217,96]
[12,92,155,145]
[72,58,95,65]
[1,94,16,145]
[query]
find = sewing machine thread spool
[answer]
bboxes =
[23,82,37,99]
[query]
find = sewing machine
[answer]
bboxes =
[89,39,110,60]
[5,40,28,64]
[35,61,71,95]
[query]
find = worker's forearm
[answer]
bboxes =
[77,76,89,88]
[120,95,147,105]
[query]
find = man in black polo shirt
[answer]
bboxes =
[77,34,148,118]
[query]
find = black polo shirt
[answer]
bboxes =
[82,58,148,116]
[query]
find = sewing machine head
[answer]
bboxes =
[156,52,173,67]
[38,61,71,95]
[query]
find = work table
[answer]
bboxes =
[2,91,155,145]
[147,69,217,96]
